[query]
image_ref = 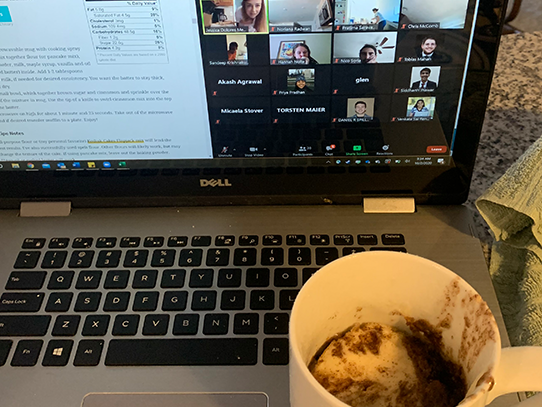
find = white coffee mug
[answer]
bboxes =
[290,251,542,407]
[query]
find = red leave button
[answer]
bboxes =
[426,145,448,154]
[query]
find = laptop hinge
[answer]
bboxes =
[363,198,416,214]
[19,202,72,218]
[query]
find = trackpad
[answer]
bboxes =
[82,393,268,407]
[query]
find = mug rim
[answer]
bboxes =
[289,251,501,407]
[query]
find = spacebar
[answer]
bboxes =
[105,338,258,366]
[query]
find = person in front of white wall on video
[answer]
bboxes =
[372,8,386,30]
[350,101,373,120]
[359,44,378,64]
[236,0,267,32]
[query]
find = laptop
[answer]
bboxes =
[0,0,516,406]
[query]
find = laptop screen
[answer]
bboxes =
[0,0,483,172]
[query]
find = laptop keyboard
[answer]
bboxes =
[0,235,406,368]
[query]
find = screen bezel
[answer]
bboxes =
[0,0,508,209]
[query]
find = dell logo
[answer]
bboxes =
[200,179,232,188]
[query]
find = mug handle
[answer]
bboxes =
[486,347,542,405]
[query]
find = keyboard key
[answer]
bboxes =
[168,236,188,247]
[286,235,306,245]
[358,234,378,245]
[233,313,259,335]
[45,292,73,312]
[239,235,258,246]
[161,269,186,288]
[215,235,235,246]
[82,315,110,336]
[334,234,354,245]
[316,248,339,265]
[48,270,75,290]
[206,248,230,267]
[342,247,365,256]
[370,247,407,252]
[0,315,51,336]
[162,291,188,311]
[103,292,130,312]
[279,290,299,310]
[263,235,282,246]
[120,237,140,248]
[144,237,164,247]
[189,269,214,288]
[96,250,121,268]
[233,248,257,266]
[192,236,212,247]
[11,340,43,366]
[22,238,46,249]
[310,234,330,245]
[302,268,319,284]
[74,292,102,312]
[382,234,406,245]
[14,251,41,269]
[220,290,246,310]
[191,291,217,311]
[5,271,46,290]
[76,270,103,289]
[42,340,74,366]
[288,248,311,266]
[246,268,270,287]
[151,250,176,267]
[69,251,95,268]
[73,340,104,366]
[203,314,229,335]
[124,250,149,268]
[264,313,289,335]
[105,338,258,366]
[250,290,274,310]
[73,238,93,248]
[52,315,80,336]
[143,314,170,336]
[0,340,12,366]
[274,268,298,287]
[96,237,117,248]
[263,338,288,365]
[0,292,45,313]
[261,248,284,266]
[217,269,242,287]
[41,251,68,269]
[179,249,203,267]
[48,238,69,249]
[113,315,140,336]
[132,269,158,289]
[173,314,199,335]
[133,292,159,311]
[104,270,130,289]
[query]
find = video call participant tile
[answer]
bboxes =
[399,0,470,30]
[333,32,397,64]
[390,95,450,123]
[330,95,391,124]
[269,33,332,65]
[205,67,271,97]
[268,0,333,33]
[334,0,401,32]
[391,65,463,94]
[270,66,331,96]
[331,64,394,95]
[395,32,456,64]
[210,97,271,125]
[271,97,330,124]
[200,0,269,35]
[203,34,270,66]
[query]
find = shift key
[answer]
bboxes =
[0,292,45,312]
[0,315,51,336]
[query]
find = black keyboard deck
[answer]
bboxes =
[0,234,406,368]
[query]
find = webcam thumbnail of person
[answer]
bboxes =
[201,0,269,34]
[270,33,332,65]
[335,0,400,31]
[268,0,333,33]
[226,35,249,64]
[287,69,316,94]
[410,66,440,90]
[333,32,397,64]
[400,0,469,29]
[346,98,375,121]
[406,96,436,119]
